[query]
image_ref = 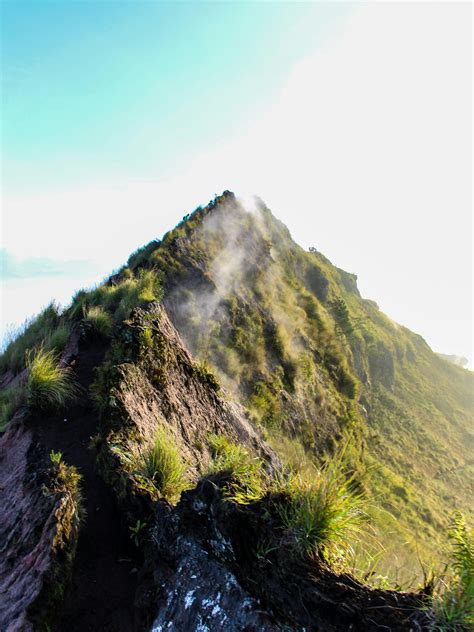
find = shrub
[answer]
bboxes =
[275,446,367,563]
[207,433,265,504]
[26,347,78,410]
[430,513,474,630]
[135,426,188,503]
[83,306,113,337]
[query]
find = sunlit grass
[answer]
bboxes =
[207,433,265,504]
[134,426,188,503]
[275,446,368,563]
[26,347,78,410]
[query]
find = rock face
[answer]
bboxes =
[0,414,79,631]
[148,480,281,631]
[110,306,280,476]
[146,477,430,632]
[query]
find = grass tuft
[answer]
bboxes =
[83,306,113,337]
[207,433,265,504]
[26,347,78,410]
[430,513,474,630]
[275,445,368,563]
[135,426,188,503]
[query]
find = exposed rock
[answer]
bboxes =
[146,478,430,632]
[106,306,280,482]
[0,414,80,631]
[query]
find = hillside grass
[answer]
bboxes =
[26,347,78,411]
[133,426,188,503]
[206,433,265,504]
[0,303,70,375]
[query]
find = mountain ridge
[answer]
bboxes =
[0,190,472,630]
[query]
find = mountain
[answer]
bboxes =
[0,191,472,631]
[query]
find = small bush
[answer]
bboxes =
[207,433,265,504]
[83,306,113,337]
[430,513,474,630]
[135,426,188,503]
[275,447,367,563]
[26,347,78,410]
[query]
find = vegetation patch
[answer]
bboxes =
[133,425,189,503]
[191,362,220,392]
[207,433,265,504]
[274,445,368,565]
[429,513,473,631]
[82,306,113,338]
[26,347,78,411]
[0,384,26,431]
[0,303,70,375]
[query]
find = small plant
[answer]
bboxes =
[45,450,82,499]
[26,347,78,410]
[50,450,63,466]
[83,306,113,337]
[129,519,147,546]
[135,426,188,503]
[275,445,368,563]
[430,513,473,630]
[192,362,220,392]
[207,433,265,504]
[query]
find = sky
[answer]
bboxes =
[1,1,472,366]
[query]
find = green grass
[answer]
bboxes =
[275,445,368,564]
[83,306,113,337]
[430,513,474,631]
[192,362,220,392]
[0,385,26,431]
[26,347,78,410]
[134,426,188,503]
[0,303,69,374]
[68,268,164,326]
[207,433,265,504]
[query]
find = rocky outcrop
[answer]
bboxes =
[145,477,430,632]
[102,306,280,486]
[0,414,80,631]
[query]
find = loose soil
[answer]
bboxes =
[37,339,141,632]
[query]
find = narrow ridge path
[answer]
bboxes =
[38,340,140,632]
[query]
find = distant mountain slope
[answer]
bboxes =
[0,191,472,630]
[125,191,473,570]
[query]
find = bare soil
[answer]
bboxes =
[37,339,141,632]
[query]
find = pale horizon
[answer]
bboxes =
[1,1,472,367]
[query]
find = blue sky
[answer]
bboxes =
[1,2,472,365]
[3,1,351,190]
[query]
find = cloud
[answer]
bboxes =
[0,249,97,280]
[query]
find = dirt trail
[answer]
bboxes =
[38,340,140,632]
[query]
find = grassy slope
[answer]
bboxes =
[129,192,472,577]
[1,191,472,581]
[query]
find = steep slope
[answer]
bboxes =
[123,191,473,571]
[0,191,471,630]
